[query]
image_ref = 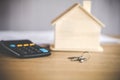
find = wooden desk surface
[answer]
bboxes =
[0,44,120,80]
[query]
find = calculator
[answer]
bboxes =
[0,40,51,58]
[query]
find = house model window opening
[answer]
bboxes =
[51,0,105,52]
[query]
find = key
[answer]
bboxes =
[68,56,88,63]
[68,57,80,61]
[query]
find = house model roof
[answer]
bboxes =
[51,3,105,27]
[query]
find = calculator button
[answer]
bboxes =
[35,50,41,53]
[34,45,41,48]
[30,51,36,54]
[17,44,22,47]
[23,44,29,47]
[9,44,16,48]
[23,51,28,54]
[39,48,48,53]
[30,43,35,46]
[29,46,35,50]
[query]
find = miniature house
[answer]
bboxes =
[51,1,105,52]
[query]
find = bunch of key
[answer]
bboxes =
[68,52,91,63]
[68,56,87,63]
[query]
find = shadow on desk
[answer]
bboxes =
[0,44,120,80]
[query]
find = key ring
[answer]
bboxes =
[68,51,91,63]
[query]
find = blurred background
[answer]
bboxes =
[0,0,120,36]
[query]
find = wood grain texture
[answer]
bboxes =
[0,44,120,80]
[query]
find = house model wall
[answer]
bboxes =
[51,1,105,52]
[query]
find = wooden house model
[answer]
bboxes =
[51,1,105,52]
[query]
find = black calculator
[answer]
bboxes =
[0,40,51,58]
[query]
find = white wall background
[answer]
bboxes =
[92,0,120,35]
[0,0,120,36]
